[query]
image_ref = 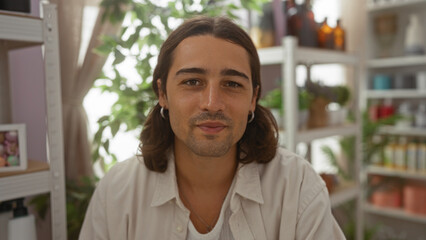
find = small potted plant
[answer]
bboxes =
[305,80,338,128]
[328,85,351,126]
[260,88,313,130]
[259,88,283,128]
[298,88,313,129]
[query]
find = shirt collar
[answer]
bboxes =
[150,152,265,207]
[151,152,179,207]
[233,162,264,204]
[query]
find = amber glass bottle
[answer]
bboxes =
[287,0,318,47]
[318,17,334,49]
[333,19,345,51]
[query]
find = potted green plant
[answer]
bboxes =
[298,89,313,129]
[328,85,351,126]
[259,88,313,129]
[305,80,337,128]
[259,88,283,128]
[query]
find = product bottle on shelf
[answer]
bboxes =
[318,17,334,49]
[396,101,413,129]
[249,2,275,48]
[384,136,396,169]
[287,0,318,47]
[333,19,345,51]
[414,103,426,128]
[394,136,407,170]
[407,138,418,172]
[379,98,394,119]
[370,135,383,166]
[418,139,426,173]
[8,198,37,240]
[404,13,425,55]
[369,100,380,121]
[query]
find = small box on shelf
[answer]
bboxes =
[0,124,27,173]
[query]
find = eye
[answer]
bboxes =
[183,79,201,86]
[224,81,243,88]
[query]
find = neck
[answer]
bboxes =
[174,143,238,193]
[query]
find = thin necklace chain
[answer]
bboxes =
[179,190,222,233]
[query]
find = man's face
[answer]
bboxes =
[158,35,257,158]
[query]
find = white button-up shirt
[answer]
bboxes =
[80,148,346,240]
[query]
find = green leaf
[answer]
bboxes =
[113,49,125,65]
[97,115,110,124]
[110,120,121,137]
[103,139,110,154]
[94,43,112,56]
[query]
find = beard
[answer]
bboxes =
[185,111,235,157]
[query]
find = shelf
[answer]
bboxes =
[0,160,50,201]
[296,123,359,143]
[367,0,426,12]
[377,125,426,137]
[0,159,49,178]
[364,203,426,224]
[0,11,43,49]
[258,46,358,66]
[366,89,426,99]
[0,170,50,202]
[367,165,426,181]
[330,182,360,208]
[368,55,426,68]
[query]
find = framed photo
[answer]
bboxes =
[0,124,27,172]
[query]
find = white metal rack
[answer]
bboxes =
[364,203,426,224]
[258,36,363,240]
[367,166,426,181]
[367,0,426,12]
[0,4,66,240]
[363,0,426,237]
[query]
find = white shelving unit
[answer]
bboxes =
[366,89,426,99]
[367,0,426,12]
[367,55,426,68]
[377,125,426,137]
[0,4,66,240]
[367,165,426,181]
[258,37,363,240]
[363,0,426,237]
[364,203,426,224]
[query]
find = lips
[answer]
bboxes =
[197,122,227,134]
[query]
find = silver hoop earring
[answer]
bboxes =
[248,111,255,123]
[160,107,166,119]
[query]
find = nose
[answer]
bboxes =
[200,83,225,112]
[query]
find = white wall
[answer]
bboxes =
[9,0,47,163]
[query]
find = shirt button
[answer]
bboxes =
[176,225,183,232]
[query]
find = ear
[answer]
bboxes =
[157,79,168,108]
[251,85,259,112]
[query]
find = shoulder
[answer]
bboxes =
[259,147,319,179]
[258,147,326,210]
[95,156,158,198]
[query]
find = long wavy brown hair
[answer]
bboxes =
[140,16,278,172]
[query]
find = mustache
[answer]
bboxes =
[189,112,232,125]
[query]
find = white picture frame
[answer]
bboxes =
[0,124,27,172]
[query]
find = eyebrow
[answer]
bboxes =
[175,67,206,76]
[175,67,249,81]
[221,68,249,81]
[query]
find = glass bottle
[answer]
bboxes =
[407,138,418,171]
[404,13,425,55]
[249,2,275,48]
[394,136,407,170]
[287,0,318,47]
[384,136,396,169]
[284,0,296,37]
[318,17,334,49]
[333,19,345,51]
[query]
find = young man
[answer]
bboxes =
[80,16,345,240]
